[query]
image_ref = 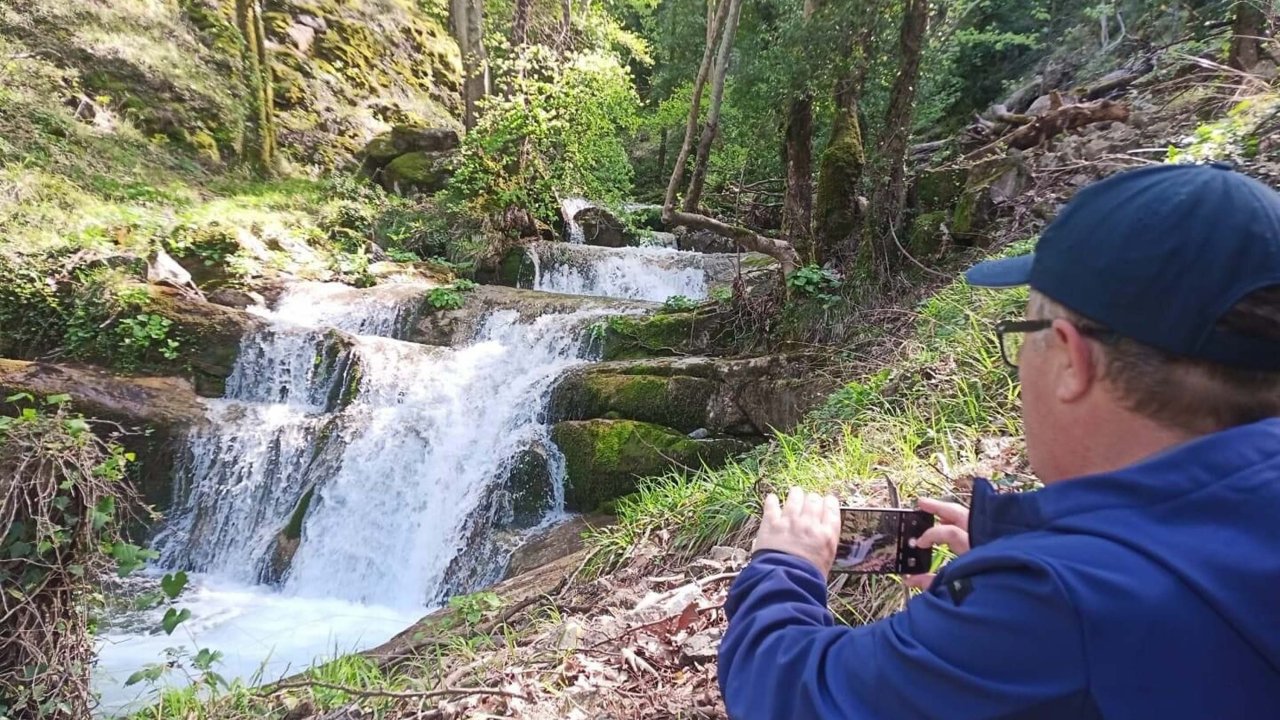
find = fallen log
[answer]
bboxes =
[961,98,1130,161]
[665,209,800,274]
[989,104,1035,126]
[1004,99,1129,149]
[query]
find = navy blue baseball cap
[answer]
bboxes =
[965,162,1280,371]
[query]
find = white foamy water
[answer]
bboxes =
[96,282,614,714]
[530,242,710,301]
[561,196,594,244]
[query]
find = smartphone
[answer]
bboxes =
[832,507,934,574]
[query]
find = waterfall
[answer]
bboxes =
[561,197,594,244]
[98,282,617,712]
[528,242,711,302]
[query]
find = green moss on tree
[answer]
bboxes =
[814,107,866,265]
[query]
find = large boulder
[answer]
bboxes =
[0,359,206,517]
[143,285,266,396]
[550,371,717,433]
[675,227,738,254]
[551,419,752,511]
[380,150,457,196]
[360,126,461,176]
[502,442,556,528]
[951,152,1031,241]
[575,206,631,248]
[552,355,832,437]
[503,514,615,580]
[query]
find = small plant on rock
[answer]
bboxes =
[661,294,699,312]
[428,287,465,310]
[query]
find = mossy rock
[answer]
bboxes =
[550,371,716,433]
[952,153,1030,240]
[491,247,537,288]
[141,285,264,395]
[503,445,555,527]
[908,210,951,257]
[915,167,967,213]
[599,309,730,360]
[381,150,457,196]
[551,419,751,512]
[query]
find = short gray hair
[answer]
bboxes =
[1030,288,1280,434]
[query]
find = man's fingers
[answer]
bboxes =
[824,494,841,532]
[803,489,826,520]
[784,486,807,517]
[902,573,936,590]
[762,492,782,523]
[915,524,971,553]
[917,497,971,527]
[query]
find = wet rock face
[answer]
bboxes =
[550,419,752,512]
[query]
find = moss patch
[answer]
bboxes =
[381,150,456,195]
[600,311,729,360]
[551,372,716,433]
[551,419,750,512]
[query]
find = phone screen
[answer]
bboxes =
[832,508,934,575]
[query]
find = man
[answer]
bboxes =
[717,162,1280,719]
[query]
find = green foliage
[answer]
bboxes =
[428,287,465,310]
[661,294,699,312]
[451,45,640,221]
[786,264,843,308]
[448,591,505,626]
[1167,95,1277,164]
[1,394,150,718]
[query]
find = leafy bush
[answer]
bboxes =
[786,264,843,308]
[428,287,465,310]
[451,45,641,222]
[661,294,699,312]
[0,394,150,719]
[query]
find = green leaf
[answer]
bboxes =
[192,648,223,671]
[63,417,90,437]
[161,607,192,635]
[5,392,34,404]
[161,571,188,600]
[124,664,166,686]
[44,393,71,405]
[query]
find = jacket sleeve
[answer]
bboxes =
[717,551,1094,720]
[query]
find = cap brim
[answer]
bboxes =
[964,253,1034,288]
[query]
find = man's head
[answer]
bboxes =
[967,163,1280,482]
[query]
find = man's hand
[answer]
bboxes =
[753,487,841,574]
[903,497,971,589]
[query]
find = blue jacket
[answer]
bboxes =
[719,418,1280,719]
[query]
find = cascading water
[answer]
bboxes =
[529,242,711,302]
[560,197,594,244]
[95,282,619,713]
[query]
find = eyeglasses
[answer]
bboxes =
[995,319,1116,369]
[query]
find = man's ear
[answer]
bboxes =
[1050,318,1097,403]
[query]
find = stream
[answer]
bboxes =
[93,241,720,714]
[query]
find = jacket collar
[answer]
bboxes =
[969,418,1280,547]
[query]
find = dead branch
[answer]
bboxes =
[989,105,1035,126]
[667,210,800,274]
[964,99,1130,160]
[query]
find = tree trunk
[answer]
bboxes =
[1228,1,1266,71]
[782,94,815,260]
[512,0,533,45]
[811,10,878,266]
[779,0,818,260]
[683,0,745,212]
[662,0,732,220]
[451,0,489,130]
[813,97,865,266]
[865,0,928,278]
[235,0,276,174]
